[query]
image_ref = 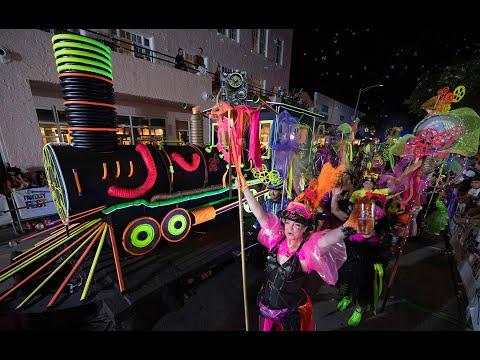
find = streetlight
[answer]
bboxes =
[352,84,384,121]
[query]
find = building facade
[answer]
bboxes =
[0,29,293,172]
[313,92,365,126]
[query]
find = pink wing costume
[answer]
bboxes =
[258,212,347,285]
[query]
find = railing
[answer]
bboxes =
[41,29,308,108]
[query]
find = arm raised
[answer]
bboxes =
[235,176,270,227]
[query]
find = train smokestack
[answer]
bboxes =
[190,106,204,147]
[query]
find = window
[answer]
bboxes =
[249,76,265,96]
[176,120,189,143]
[260,120,273,159]
[211,123,218,146]
[117,126,132,145]
[275,39,283,65]
[37,109,165,146]
[321,105,329,113]
[150,118,165,145]
[217,29,239,42]
[115,115,165,145]
[251,29,268,57]
[111,29,153,62]
[340,115,345,121]
[36,108,70,145]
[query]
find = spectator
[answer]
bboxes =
[247,180,291,237]
[455,169,477,195]
[194,47,206,74]
[35,170,48,187]
[174,48,187,71]
[459,176,480,209]
[5,166,31,196]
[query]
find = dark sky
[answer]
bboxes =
[289,27,480,133]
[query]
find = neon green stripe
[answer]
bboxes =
[56,57,112,72]
[53,41,111,60]
[54,49,112,66]
[102,180,262,215]
[81,224,108,301]
[56,64,113,80]
[52,34,110,54]
[131,224,155,248]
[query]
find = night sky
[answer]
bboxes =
[289,27,480,133]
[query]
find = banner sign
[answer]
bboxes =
[0,193,13,226]
[11,187,58,220]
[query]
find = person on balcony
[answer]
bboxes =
[174,48,187,71]
[194,47,206,74]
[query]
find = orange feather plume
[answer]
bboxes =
[292,163,345,212]
[312,163,346,209]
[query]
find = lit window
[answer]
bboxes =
[111,29,153,62]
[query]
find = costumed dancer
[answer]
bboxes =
[328,171,355,225]
[334,191,391,326]
[349,173,389,204]
[235,163,353,331]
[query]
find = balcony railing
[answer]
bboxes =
[41,29,308,108]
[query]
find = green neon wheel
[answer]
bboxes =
[122,217,161,256]
[43,144,68,222]
[161,208,191,242]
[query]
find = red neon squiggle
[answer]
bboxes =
[108,144,157,198]
[171,153,200,172]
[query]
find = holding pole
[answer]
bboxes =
[229,112,249,331]
[237,182,249,331]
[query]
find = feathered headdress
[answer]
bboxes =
[280,162,345,230]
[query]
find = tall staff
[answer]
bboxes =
[228,109,250,331]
